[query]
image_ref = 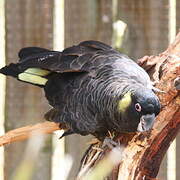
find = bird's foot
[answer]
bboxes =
[151,81,165,93]
[102,137,120,149]
[152,87,165,93]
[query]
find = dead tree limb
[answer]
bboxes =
[79,32,180,179]
[0,121,60,146]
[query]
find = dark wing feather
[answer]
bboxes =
[18,47,52,59]
[0,63,20,77]
[0,41,119,81]
[79,40,113,51]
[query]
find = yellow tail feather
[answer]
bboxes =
[24,68,50,76]
[18,68,50,85]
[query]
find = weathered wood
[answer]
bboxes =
[0,122,60,147]
[116,0,169,60]
[78,32,180,179]
[5,1,53,179]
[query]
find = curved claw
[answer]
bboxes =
[152,87,165,93]
[102,137,120,149]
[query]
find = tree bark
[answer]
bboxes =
[116,2,170,178]
[0,122,59,147]
[78,32,180,179]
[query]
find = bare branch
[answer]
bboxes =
[0,121,60,146]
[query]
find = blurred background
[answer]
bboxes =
[0,0,179,180]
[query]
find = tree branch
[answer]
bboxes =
[0,121,60,146]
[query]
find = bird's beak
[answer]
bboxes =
[137,113,155,132]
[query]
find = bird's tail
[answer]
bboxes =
[0,47,56,87]
[0,64,50,87]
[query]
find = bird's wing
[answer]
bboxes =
[0,40,117,87]
[0,40,116,80]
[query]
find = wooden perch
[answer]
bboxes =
[0,121,60,146]
[78,33,180,179]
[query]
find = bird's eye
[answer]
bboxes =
[135,103,141,112]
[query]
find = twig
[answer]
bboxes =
[0,121,60,146]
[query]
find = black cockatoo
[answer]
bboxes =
[0,41,161,140]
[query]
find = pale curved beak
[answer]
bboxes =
[137,113,155,132]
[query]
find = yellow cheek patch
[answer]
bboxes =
[118,92,132,113]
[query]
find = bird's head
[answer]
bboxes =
[117,87,161,132]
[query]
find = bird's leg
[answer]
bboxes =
[152,87,165,93]
[87,131,119,151]
[102,137,119,149]
[102,131,120,149]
